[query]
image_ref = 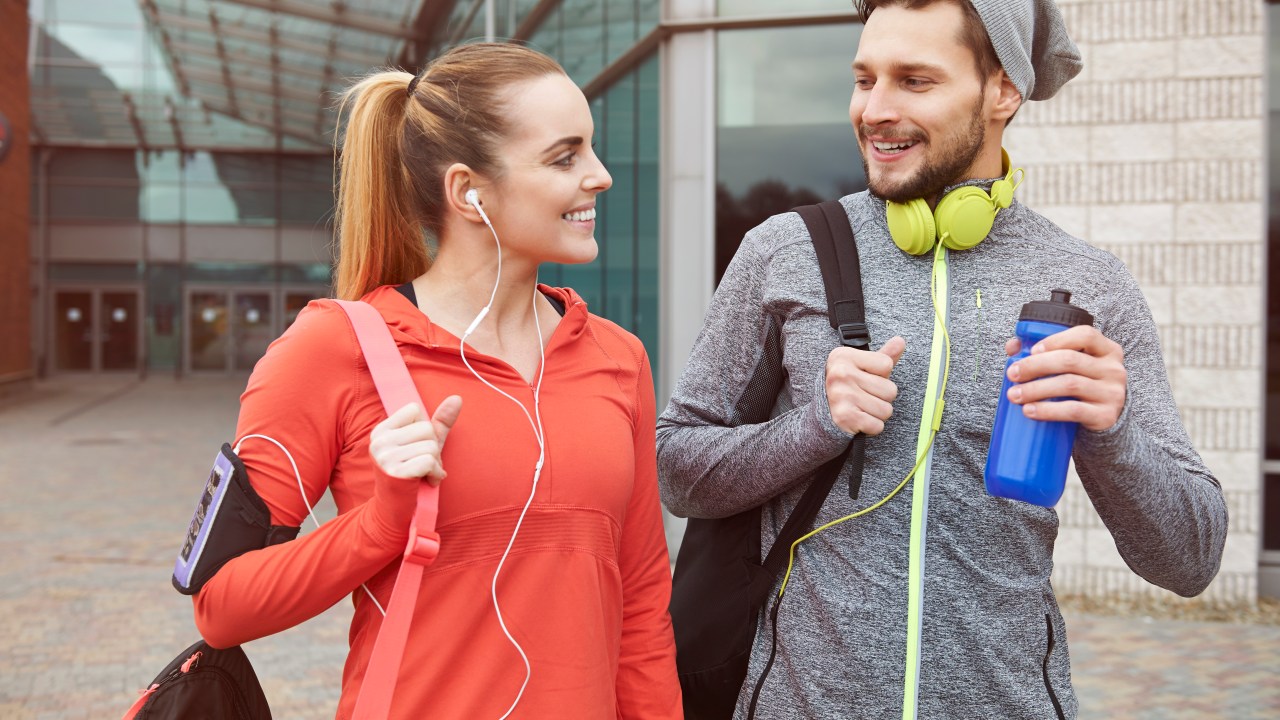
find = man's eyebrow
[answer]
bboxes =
[541,136,584,154]
[852,60,949,75]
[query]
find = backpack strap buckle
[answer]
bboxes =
[405,525,441,565]
[838,322,870,349]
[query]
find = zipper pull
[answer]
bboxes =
[973,289,984,383]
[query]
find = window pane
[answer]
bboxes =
[49,149,137,180]
[561,0,605,86]
[602,72,637,324]
[528,7,562,59]
[605,0,638,65]
[716,23,865,282]
[636,54,660,360]
[49,182,141,220]
[717,0,844,17]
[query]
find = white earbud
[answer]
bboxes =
[466,188,495,229]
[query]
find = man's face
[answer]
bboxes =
[849,2,995,203]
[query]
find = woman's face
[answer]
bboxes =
[481,73,613,267]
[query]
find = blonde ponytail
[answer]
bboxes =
[333,71,430,300]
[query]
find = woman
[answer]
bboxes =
[192,43,681,718]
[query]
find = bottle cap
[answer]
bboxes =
[1019,289,1094,327]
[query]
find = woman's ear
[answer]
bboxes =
[443,162,486,223]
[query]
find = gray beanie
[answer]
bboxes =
[969,0,1082,101]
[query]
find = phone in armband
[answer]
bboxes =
[172,443,299,595]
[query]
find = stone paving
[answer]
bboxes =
[0,376,1276,719]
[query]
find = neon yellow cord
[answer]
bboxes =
[775,242,954,600]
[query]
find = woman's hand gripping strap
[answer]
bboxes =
[331,299,438,720]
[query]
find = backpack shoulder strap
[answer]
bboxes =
[794,200,869,349]
[332,299,438,720]
[796,200,870,503]
[756,201,871,584]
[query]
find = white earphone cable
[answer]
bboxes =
[462,197,546,719]
[233,434,387,617]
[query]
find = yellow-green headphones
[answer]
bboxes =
[887,148,1024,255]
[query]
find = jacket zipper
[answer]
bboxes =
[1042,613,1066,720]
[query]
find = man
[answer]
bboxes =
[655,1,1229,718]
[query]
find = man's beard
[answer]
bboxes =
[859,95,986,204]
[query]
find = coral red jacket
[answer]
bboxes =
[193,285,681,719]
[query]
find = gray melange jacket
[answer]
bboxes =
[655,187,1228,720]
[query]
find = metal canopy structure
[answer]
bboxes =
[30,0,460,151]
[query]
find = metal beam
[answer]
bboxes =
[140,0,192,96]
[396,0,455,68]
[581,24,660,100]
[120,92,150,148]
[167,39,338,85]
[198,99,328,148]
[207,9,242,117]
[446,0,485,47]
[212,0,423,41]
[513,0,557,41]
[154,7,388,68]
[576,11,860,99]
[188,88,325,127]
[163,96,187,149]
[658,10,859,32]
[181,64,327,105]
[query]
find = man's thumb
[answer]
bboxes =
[878,336,907,366]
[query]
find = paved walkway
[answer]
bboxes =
[0,376,1276,719]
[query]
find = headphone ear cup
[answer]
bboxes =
[935,186,996,251]
[887,199,937,255]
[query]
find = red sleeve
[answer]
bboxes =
[192,300,405,649]
[614,349,683,718]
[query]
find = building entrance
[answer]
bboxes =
[51,287,142,373]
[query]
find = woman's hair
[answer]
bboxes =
[333,42,566,300]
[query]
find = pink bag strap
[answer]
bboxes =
[333,299,440,720]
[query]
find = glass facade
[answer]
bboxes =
[715,21,865,281]
[30,0,663,376]
[30,0,339,374]
[528,3,661,358]
[36,150,332,225]
[542,56,660,357]
[431,1,663,366]
[526,0,659,87]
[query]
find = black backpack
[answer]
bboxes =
[669,200,870,719]
[122,641,271,720]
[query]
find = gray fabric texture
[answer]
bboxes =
[971,0,1082,101]
[656,185,1228,719]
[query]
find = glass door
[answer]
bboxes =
[54,290,94,371]
[188,290,231,372]
[232,292,273,372]
[52,288,142,373]
[101,291,140,371]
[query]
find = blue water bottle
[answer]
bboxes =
[984,289,1095,507]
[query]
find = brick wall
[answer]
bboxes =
[1007,0,1264,606]
[0,0,31,382]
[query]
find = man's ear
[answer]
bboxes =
[443,162,486,223]
[990,71,1023,123]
